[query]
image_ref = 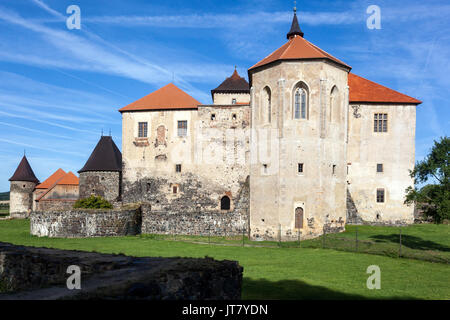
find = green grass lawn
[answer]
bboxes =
[0,208,8,218]
[0,219,449,300]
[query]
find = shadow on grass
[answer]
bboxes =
[369,234,450,252]
[243,278,415,300]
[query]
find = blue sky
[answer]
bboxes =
[0,0,448,191]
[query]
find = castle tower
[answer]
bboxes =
[78,135,122,203]
[248,8,351,240]
[9,155,39,217]
[211,68,250,105]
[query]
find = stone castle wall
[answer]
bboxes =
[36,199,76,212]
[0,242,242,300]
[30,208,141,238]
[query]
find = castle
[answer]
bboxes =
[9,11,421,240]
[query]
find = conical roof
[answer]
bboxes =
[211,69,250,97]
[287,12,304,39]
[9,156,39,183]
[78,136,122,173]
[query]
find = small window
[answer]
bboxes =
[376,188,385,203]
[175,164,182,173]
[332,164,337,175]
[221,196,231,210]
[138,122,148,137]
[263,164,268,174]
[377,163,384,173]
[177,120,187,137]
[211,113,216,120]
[232,98,237,105]
[232,113,237,120]
[173,186,178,194]
[298,163,304,174]
[374,113,388,132]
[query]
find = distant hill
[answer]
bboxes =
[0,192,10,201]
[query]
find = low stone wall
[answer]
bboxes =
[30,208,141,238]
[141,204,248,236]
[36,199,77,212]
[0,242,242,299]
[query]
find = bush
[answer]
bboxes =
[73,195,113,209]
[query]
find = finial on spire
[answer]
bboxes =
[287,2,304,39]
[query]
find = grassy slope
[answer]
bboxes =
[0,220,448,300]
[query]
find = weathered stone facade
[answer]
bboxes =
[35,199,77,212]
[9,181,36,218]
[79,171,121,202]
[0,242,243,300]
[30,208,141,238]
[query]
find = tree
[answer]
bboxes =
[405,136,450,223]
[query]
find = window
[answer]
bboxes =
[329,86,340,122]
[263,164,268,174]
[377,163,384,173]
[138,122,148,137]
[173,186,178,194]
[156,125,166,146]
[221,196,231,210]
[211,113,216,120]
[298,163,304,174]
[377,188,385,203]
[177,120,187,137]
[175,164,182,173]
[232,113,237,120]
[294,84,308,119]
[332,164,337,175]
[262,87,271,123]
[295,207,304,229]
[374,113,388,132]
[232,98,237,105]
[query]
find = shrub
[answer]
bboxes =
[73,195,113,209]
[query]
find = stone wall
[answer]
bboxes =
[30,208,141,238]
[0,242,243,300]
[142,204,249,237]
[79,171,121,203]
[36,199,76,212]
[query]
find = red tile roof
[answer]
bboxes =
[349,73,421,104]
[35,168,66,189]
[249,35,351,71]
[57,171,79,185]
[119,83,201,112]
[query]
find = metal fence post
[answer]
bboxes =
[356,226,359,252]
[399,227,402,257]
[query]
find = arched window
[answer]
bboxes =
[293,83,308,119]
[220,196,231,210]
[329,86,340,122]
[295,207,304,229]
[262,86,271,123]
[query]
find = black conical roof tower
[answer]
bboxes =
[286,6,304,39]
[78,136,122,173]
[9,155,39,183]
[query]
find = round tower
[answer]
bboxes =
[9,155,39,218]
[78,135,122,203]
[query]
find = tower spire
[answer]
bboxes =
[287,2,304,39]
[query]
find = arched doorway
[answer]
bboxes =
[295,207,304,229]
[221,196,231,210]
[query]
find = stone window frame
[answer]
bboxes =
[220,195,231,211]
[261,86,272,124]
[232,98,237,105]
[297,163,304,175]
[175,164,182,173]
[376,188,385,203]
[138,122,148,138]
[377,163,384,173]
[329,85,340,122]
[374,113,388,133]
[292,81,310,120]
[177,120,188,137]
